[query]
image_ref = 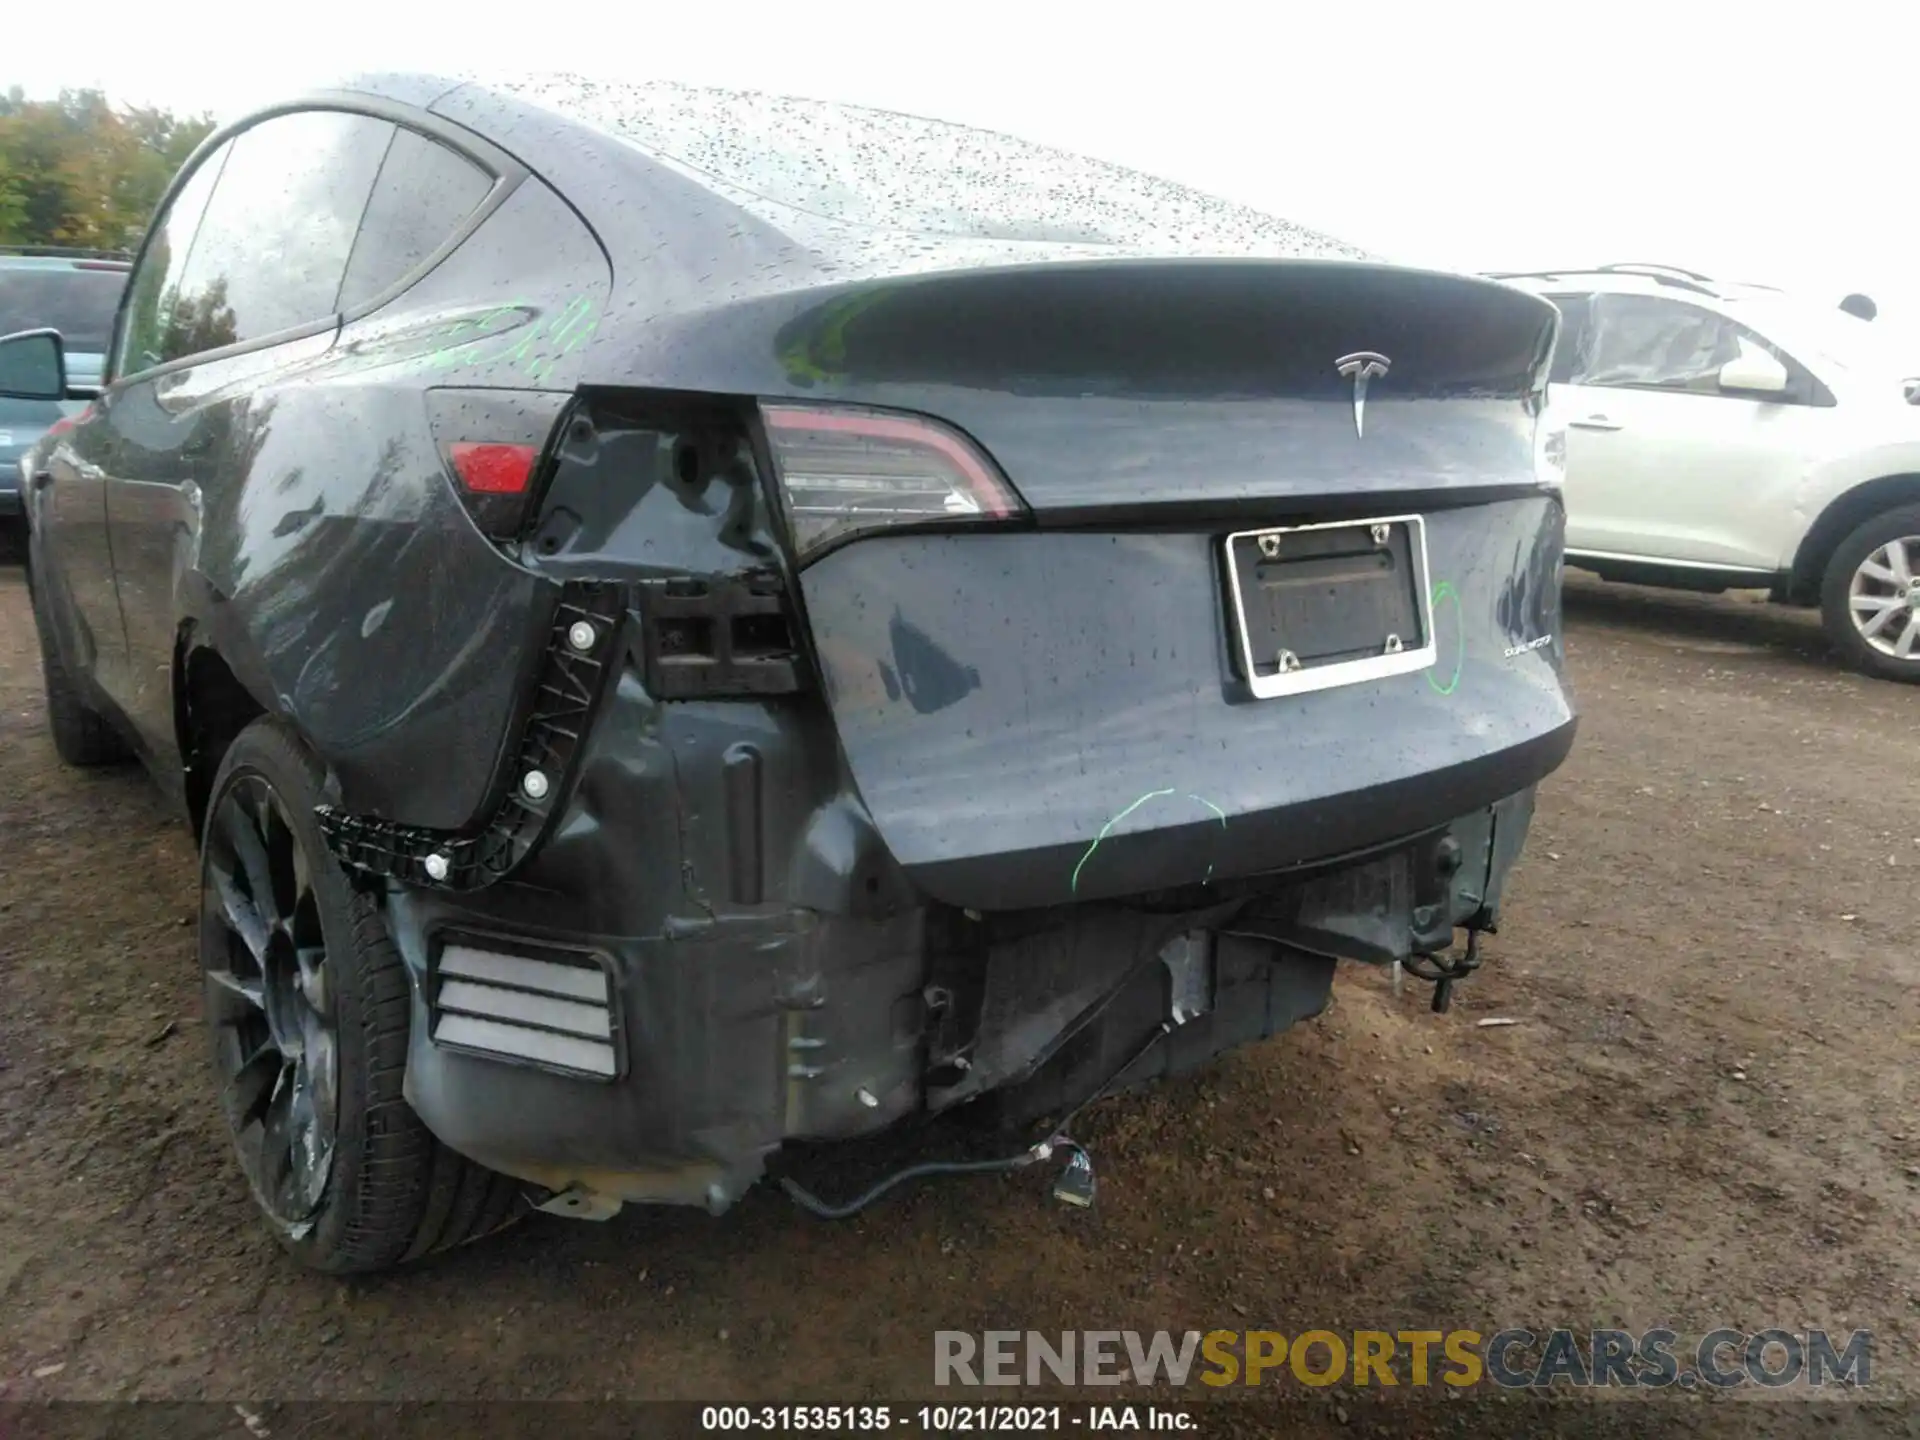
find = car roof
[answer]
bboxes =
[308,69,1369,265]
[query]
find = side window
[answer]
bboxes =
[1575,293,1816,404]
[1582,295,1737,393]
[338,127,494,311]
[1544,293,1592,385]
[115,140,232,378]
[160,110,395,362]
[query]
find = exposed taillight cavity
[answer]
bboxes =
[760,402,1027,561]
[426,389,570,540]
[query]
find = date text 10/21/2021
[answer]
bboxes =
[700,1406,1192,1432]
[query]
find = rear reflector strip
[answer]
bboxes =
[430,942,619,1079]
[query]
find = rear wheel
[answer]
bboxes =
[200,717,522,1272]
[1821,505,1920,684]
[26,558,130,766]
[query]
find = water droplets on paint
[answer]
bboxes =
[485,74,1369,261]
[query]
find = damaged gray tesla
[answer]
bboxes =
[5,74,1575,1272]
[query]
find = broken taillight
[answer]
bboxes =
[760,403,1028,562]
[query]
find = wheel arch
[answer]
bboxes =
[1788,474,1920,603]
[173,623,272,842]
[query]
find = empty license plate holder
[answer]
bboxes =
[1223,514,1437,699]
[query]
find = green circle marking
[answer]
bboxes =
[1428,581,1464,696]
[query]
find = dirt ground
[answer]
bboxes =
[3,558,1918,1433]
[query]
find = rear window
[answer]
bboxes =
[338,126,494,311]
[0,265,128,353]
[498,77,1364,257]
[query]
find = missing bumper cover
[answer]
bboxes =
[316,580,625,892]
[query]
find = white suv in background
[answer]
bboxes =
[1499,264,1920,683]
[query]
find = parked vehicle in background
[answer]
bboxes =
[1,249,131,538]
[4,73,1574,1274]
[1499,264,1920,682]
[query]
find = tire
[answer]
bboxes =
[26,558,131,766]
[199,716,523,1272]
[1820,504,1920,684]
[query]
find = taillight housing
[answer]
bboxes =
[426,389,570,539]
[760,403,1027,562]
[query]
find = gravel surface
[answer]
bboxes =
[2,564,1915,1434]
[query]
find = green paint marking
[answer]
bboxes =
[1187,794,1228,827]
[418,296,601,379]
[1070,789,1176,896]
[780,288,896,385]
[1069,790,1230,895]
[1428,580,1464,695]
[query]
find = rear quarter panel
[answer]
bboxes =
[176,173,612,828]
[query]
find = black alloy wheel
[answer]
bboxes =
[198,717,524,1271]
[202,770,340,1232]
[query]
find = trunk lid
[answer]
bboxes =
[783,261,1572,909]
[773,259,1558,516]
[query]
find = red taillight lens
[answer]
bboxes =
[449,442,538,495]
[425,389,570,541]
[760,403,1027,562]
[442,438,542,537]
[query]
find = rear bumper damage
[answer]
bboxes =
[306,386,1574,1218]
[369,641,1553,1216]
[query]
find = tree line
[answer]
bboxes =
[0,88,215,253]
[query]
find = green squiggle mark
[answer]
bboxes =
[1187,794,1228,883]
[1069,789,1230,894]
[1427,580,1464,696]
[1187,794,1228,826]
[1071,789,1176,896]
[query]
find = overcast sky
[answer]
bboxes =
[11,0,1916,330]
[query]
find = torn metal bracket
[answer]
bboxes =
[1159,930,1216,1026]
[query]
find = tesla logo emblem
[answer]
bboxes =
[1335,352,1391,438]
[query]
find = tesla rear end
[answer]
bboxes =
[350,80,1575,1220]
